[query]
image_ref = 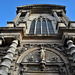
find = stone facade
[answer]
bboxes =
[0,4,75,75]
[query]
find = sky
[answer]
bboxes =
[0,0,75,27]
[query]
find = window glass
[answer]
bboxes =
[36,19,41,34]
[48,20,54,34]
[29,18,54,35]
[42,19,48,34]
[29,20,35,34]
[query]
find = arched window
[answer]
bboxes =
[42,18,48,34]
[29,20,35,34]
[36,18,41,34]
[47,19,54,34]
[29,17,54,35]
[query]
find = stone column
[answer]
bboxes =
[23,11,30,21]
[67,40,75,62]
[0,39,2,46]
[62,11,71,22]
[0,40,18,75]
[13,12,21,25]
[53,12,60,22]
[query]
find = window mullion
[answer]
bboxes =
[34,19,37,34]
[41,18,42,34]
[51,21,55,34]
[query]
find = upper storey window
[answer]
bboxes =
[29,20,35,34]
[29,17,54,35]
[36,18,41,34]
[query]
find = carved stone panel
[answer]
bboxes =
[18,46,68,75]
[22,49,63,63]
[46,50,63,62]
[22,50,40,62]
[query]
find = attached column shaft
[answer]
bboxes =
[23,11,30,21]
[13,12,21,25]
[67,40,75,62]
[0,40,18,75]
[62,11,71,22]
[53,12,60,22]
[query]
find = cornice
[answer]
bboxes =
[17,4,65,8]
[17,4,66,13]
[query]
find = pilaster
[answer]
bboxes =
[13,11,22,25]
[23,11,30,22]
[62,11,71,23]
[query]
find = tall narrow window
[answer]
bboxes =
[36,18,41,34]
[47,20,54,34]
[29,20,35,34]
[42,18,48,34]
[29,17,54,35]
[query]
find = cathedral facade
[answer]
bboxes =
[0,4,75,75]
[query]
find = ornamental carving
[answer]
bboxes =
[23,50,40,62]
[46,44,65,51]
[19,44,65,55]
[19,44,67,75]
[21,48,63,63]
